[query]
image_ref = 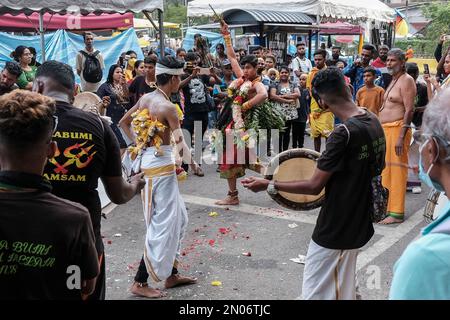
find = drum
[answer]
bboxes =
[424,190,448,223]
[264,148,325,211]
[73,92,105,116]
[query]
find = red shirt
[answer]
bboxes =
[371,57,386,68]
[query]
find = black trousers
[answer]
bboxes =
[279,120,295,152]
[182,112,209,171]
[292,121,307,149]
[134,256,178,283]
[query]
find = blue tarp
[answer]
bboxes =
[182,28,224,55]
[0,28,144,83]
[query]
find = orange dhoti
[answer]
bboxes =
[381,120,411,220]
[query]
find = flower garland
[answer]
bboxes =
[128,108,167,160]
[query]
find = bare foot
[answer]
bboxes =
[215,196,239,205]
[378,216,403,225]
[165,274,198,289]
[130,282,167,298]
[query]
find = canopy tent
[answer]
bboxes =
[188,0,395,23]
[0,12,134,31]
[319,21,363,35]
[0,0,164,61]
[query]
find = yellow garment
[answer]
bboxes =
[381,120,411,219]
[125,69,134,83]
[307,66,334,138]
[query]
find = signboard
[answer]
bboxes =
[267,32,287,65]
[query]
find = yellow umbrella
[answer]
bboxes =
[396,19,409,37]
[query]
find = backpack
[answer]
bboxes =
[79,50,103,83]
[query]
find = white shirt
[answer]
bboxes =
[76,48,105,93]
[291,56,313,83]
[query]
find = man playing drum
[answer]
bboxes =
[242,67,386,300]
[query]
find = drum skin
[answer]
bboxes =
[264,148,325,211]
[73,92,104,115]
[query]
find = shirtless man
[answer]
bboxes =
[120,56,200,298]
[378,49,416,224]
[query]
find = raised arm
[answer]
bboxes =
[221,21,243,78]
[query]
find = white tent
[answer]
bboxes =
[0,0,165,60]
[188,0,395,23]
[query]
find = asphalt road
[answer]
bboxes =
[102,136,431,300]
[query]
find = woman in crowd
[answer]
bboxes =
[269,65,300,152]
[97,64,131,155]
[11,46,37,90]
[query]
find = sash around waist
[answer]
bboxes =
[141,145,176,177]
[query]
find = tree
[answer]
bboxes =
[423,1,450,41]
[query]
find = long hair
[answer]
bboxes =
[106,64,122,84]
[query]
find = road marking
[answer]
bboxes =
[182,194,399,237]
[356,207,425,272]
[182,194,319,225]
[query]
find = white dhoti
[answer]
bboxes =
[140,145,188,282]
[302,240,359,300]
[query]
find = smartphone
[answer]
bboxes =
[424,63,430,75]
[199,67,210,75]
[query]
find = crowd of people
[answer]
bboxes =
[0,25,449,301]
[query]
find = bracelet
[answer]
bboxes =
[224,34,232,47]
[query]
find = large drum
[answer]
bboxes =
[424,190,448,223]
[73,92,105,116]
[264,148,325,211]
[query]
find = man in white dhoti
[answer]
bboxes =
[120,56,201,298]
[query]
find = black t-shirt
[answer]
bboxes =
[43,102,122,253]
[294,88,310,123]
[128,76,157,106]
[181,74,210,114]
[412,82,429,128]
[312,111,385,250]
[0,173,98,300]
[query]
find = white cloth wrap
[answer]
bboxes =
[140,145,188,281]
[155,63,184,76]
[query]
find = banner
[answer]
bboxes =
[0,28,144,83]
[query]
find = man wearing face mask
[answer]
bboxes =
[372,45,392,89]
[390,88,450,299]
[378,49,416,225]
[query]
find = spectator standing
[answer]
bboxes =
[292,43,313,84]
[128,55,158,106]
[355,67,385,116]
[97,65,131,154]
[76,32,105,93]
[11,46,36,90]
[292,73,310,148]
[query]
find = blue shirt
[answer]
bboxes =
[344,64,381,99]
[390,199,450,300]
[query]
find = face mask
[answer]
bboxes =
[418,139,445,192]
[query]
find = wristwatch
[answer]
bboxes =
[267,181,278,195]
